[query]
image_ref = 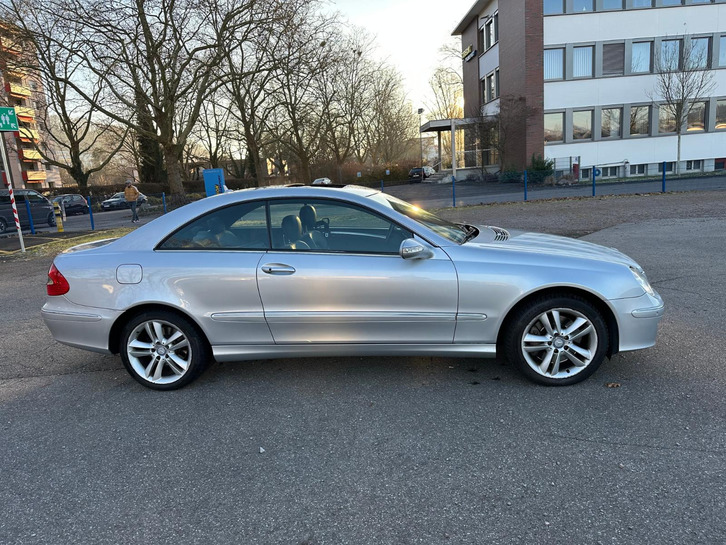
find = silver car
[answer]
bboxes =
[42,186,663,390]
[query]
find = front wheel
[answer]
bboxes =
[502,295,609,386]
[47,212,56,227]
[119,310,210,390]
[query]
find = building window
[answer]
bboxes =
[544,112,564,142]
[632,0,653,6]
[714,99,726,129]
[687,102,706,132]
[495,69,500,97]
[478,27,485,54]
[544,49,564,80]
[630,105,650,135]
[486,73,495,102]
[720,36,726,67]
[658,162,675,173]
[689,37,710,69]
[601,0,624,9]
[485,14,498,50]
[601,108,622,138]
[661,0,681,5]
[660,39,682,71]
[573,46,594,78]
[631,42,653,73]
[543,0,564,14]
[572,0,593,11]
[603,43,625,76]
[581,168,591,179]
[658,106,677,133]
[630,164,646,175]
[602,167,619,177]
[715,158,726,170]
[573,110,593,140]
[686,160,702,171]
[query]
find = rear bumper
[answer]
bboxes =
[610,291,664,353]
[42,297,121,354]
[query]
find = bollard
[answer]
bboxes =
[452,175,456,208]
[662,162,666,193]
[592,167,597,197]
[524,170,528,202]
[87,196,94,230]
[24,199,36,234]
[162,192,167,214]
[53,202,64,232]
[380,179,383,193]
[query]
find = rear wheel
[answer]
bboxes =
[502,294,609,386]
[119,310,210,390]
[0,218,7,234]
[47,212,56,227]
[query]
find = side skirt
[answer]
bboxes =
[212,343,497,362]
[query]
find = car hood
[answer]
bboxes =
[466,225,639,267]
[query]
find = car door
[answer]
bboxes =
[257,198,458,344]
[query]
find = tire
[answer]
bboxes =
[47,212,56,227]
[119,310,210,390]
[502,294,609,386]
[0,218,7,234]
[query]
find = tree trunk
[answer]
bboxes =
[164,146,185,195]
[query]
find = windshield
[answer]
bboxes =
[376,194,469,244]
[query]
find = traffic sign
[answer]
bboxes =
[0,107,19,132]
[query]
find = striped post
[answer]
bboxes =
[0,138,26,252]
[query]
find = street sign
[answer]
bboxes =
[0,107,19,132]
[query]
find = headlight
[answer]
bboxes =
[630,266,655,296]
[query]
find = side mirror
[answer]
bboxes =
[400,238,434,260]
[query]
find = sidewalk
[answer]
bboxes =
[0,231,97,254]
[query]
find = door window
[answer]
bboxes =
[268,199,411,254]
[158,201,269,250]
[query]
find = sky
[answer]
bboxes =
[327,0,474,116]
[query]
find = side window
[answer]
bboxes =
[158,200,268,250]
[26,191,43,203]
[268,199,412,254]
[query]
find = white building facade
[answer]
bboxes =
[455,0,726,177]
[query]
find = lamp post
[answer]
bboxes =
[418,108,424,177]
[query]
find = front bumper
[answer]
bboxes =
[42,297,122,355]
[610,290,664,353]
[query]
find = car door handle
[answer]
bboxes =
[261,263,296,275]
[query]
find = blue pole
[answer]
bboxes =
[162,192,167,214]
[524,170,528,201]
[592,167,597,197]
[24,199,35,234]
[452,175,456,207]
[662,162,666,193]
[380,179,383,193]
[87,196,95,230]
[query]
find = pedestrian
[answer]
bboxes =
[124,180,140,223]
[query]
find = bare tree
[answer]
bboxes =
[265,11,337,183]
[26,0,280,194]
[318,29,377,182]
[651,36,715,174]
[364,67,418,165]
[0,12,127,190]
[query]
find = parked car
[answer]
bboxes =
[53,194,88,215]
[311,177,332,185]
[42,186,663,390]
[0,189,55,234]
[101,192,147,211]
[408,167,425,181]
[409,167,435,181]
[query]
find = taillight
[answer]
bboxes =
[47,263,70,296]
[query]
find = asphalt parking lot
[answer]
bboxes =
[1,191,724,544]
